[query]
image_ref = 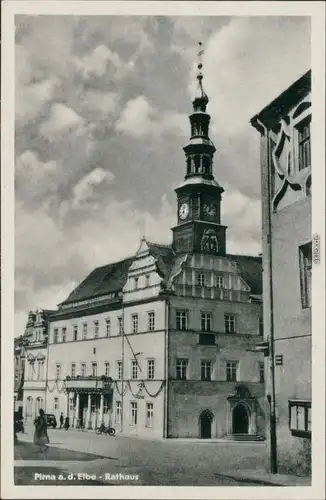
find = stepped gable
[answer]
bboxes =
[60,256,134,306]
[227,254,262,295]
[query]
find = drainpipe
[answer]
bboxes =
[163,296,170,438]
[252,116,278,474]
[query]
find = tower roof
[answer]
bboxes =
[192,41,209,112]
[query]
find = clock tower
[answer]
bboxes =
[172,43,227,256]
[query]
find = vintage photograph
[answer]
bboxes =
[2,1,325,497]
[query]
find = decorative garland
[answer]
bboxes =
[114,380,128,396]
[46,380,67,393]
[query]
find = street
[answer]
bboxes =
[14,424,281,486]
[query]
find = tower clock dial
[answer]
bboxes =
[179,203,190,220]
[203,203,217,218]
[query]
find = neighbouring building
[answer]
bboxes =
[22,309,55,421]
[14,336,25,418]
[21,48,266,440]
[251,70,312,473]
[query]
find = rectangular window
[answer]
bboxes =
[117,361,122,380]
[92,362,97,377]
[105,319,111,337]
[130,402,138,425]
[134,277,139,289]
[148,311,155,331]
[259,362,264,383]
[145,402,154,428]
[131,314,139,334]
[61,327,67,343]
[225,314,236,334]
[94,320,99,338]
[71,363,76,377]
[176,358,188,380]
[54,397,59,411]
[145,274,150,287]
[216,275,225,288]
[105,362,110,377]
[197,273,205,287]
[82,323,88,340]
[201,312,212,332]
[176,310,188,331]
[55,363,61,379]
[297,118,311,171]
[81,363,86,377]
[118,316,123,335]
[198,333,216,345]
[226,361,238,382]
[131,360,138,380]
[259,317,264,336]
[147,359,155,380]
[299,242,312,308]
[73,325,78,341]
[289,401,311,437]
[201,360,212,381]
[103,396,110,414]
[115,401,121,424]
[53,328,58,344]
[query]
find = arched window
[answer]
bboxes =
[194,156,201,173]
[35,397,43,416]
[186,157,191,175]
[202,156,211,175]
[26,396,33,417]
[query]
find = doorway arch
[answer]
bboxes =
[199,410,214,439]
[232,402,250,434]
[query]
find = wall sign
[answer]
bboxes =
[275,355,283,366]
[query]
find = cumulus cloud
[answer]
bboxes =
[73,44,135,80]
[72,167,115,206]
[40,102,87,140]
[116,95,188,138]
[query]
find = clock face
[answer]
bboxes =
[203,203,217,218]
[179,203,190,220]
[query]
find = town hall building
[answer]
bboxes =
[20,49,266,440]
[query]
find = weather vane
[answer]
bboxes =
[197,41,204,74]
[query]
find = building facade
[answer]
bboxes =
[21,50,266,440]
[14,336,25,417]
[251,70,312,473]
[22,309,55,421]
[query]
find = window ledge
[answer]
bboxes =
[290,429,311,439]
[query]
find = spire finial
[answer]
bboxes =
[197,41,204,79]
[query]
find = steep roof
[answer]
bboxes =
[250,70,311,131]
[60,257,133,305]
[146,242,175,279]
[227,254,262,295]
[58,247,262,307]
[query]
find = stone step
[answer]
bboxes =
[226,434,265,442]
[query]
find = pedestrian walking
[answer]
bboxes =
[64,416,70,430]
[33,408,49,454]
[59,412,64,429]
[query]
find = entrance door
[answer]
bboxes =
[200,410,213,439]
[232,403,249,434]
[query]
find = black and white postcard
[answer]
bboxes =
[1,1,325,499]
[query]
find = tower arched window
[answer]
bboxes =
[194,156,201,173]
[186,157,191,175]
[202,156,211,175]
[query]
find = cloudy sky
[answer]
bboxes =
[15,15,310,336]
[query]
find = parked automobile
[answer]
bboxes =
[14,418,25,433]
[45,414,57,428]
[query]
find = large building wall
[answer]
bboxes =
[46,299,167,437]
[256,78,312,474]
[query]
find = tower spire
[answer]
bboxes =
[193,41,209,112]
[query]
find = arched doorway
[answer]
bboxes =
[199,410,214,439]
[232,403,250,434]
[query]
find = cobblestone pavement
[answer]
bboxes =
[13,426,309,486]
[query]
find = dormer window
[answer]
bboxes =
[134,277,139,290]
[145,274,150,287]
